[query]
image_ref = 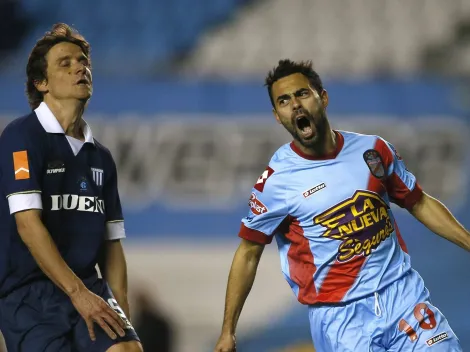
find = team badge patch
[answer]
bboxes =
[91,167,104,186]
[363,149,385,179]
[426,332,448,347]
[13,150,30,180]
[79,177,89,192]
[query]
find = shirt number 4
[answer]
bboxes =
[398,303,437,342]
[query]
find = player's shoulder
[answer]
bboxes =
[266,142,299,174]
[339,130,393,150]
[339,130,398,163]
[252,143,297,194]
[338,129,384,143]
[0,112,42,140]
[92,139,117,167]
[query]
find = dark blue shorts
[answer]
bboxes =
[0,278,139,352]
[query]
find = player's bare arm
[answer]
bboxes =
[410,192,470,251]
[99,239,130,319]
[14,209,127,341]
[214,239,265,352]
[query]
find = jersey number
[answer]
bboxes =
[398,303,437,342]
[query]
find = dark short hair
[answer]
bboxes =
[265,59,324,108]
[26,23,91,109]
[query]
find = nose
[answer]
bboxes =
[75,61,87,75]
[291,96,301,110]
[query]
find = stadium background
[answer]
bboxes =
[1,0,470,351]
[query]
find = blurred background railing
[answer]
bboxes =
[1,1,470,351]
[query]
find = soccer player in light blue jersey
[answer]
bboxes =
[214,59,469,352]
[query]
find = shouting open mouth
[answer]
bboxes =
[295,114,315,139]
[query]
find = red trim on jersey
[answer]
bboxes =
[290,131,344,161]
[375,138,394,169]
[315,150,387,303]
[281,216,318,304]
[394,220,409,253]
[316,256,366,302]
[238,223,273,244]
[375,138,424,210]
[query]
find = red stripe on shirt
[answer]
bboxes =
[316,150,387,303]
[281,216,318,304]
[375,138,424,210]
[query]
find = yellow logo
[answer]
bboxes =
[314,190,394,262]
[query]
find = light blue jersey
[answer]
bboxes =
[239,130,461,351]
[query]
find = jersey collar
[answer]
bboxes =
[34,102,95,145]
[290,130,344,160]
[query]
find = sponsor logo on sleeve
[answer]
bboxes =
[426,332,448,347]
[254,166,274,192]
[248,193,268,215]
[13,150,30,180]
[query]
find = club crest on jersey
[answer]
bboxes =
[314,190,393,262]
[91,167,104,186]
[254,166,274,192]
[248,193,268,215]
[363,149,385,179]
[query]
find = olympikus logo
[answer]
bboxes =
[50,194,105,214]
[47,168,65,174]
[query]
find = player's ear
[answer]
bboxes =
[320,89,329,110]
[34,79,48,93]
[272,108,282,124]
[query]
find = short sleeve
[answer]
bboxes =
[0,125,43,214]
[103,155,126,240]
[377,138,423,210]
[238,167,288,245]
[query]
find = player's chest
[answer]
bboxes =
[286,153,386,223]
[41,141,105,197]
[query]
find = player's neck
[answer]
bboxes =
[44,97,86,141]
[294,129,337,158]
